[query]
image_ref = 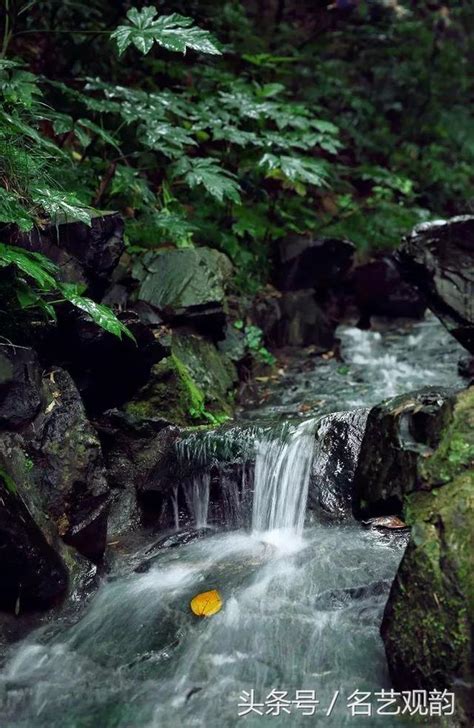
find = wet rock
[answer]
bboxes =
[28,368,110,562]
[6,212,124,297]
[44,309,169,414]
[0,434,69,613]
[353,388,454,518]
[94,410,180,535]
[381,388,474,726]
[361,516,408,530]
[309,408,369,519]
[397,215,474,352]
[274,235,354,293]
[135,527,214,571]
[314,579,392,611]
[0,345,44,429]
[147,527,213,552]
[133,248,233,337]
[217,323,247,366]
[458,354,474,382]
[351,255,426,328]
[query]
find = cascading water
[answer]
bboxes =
[185,473,210,528]
[0,317,463,728]
[252,419,316,534]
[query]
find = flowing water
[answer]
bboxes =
[0,317,466,727]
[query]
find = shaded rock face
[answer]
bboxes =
[397,215,474,352]
[6,213,124,297]
[381,387,474,726]
[0,347,110,574]
[134,248,233,337]
[30,368,110,562]
[350,255,426,328]
[273,290,335,350]
[309,408,369,519]
[251,289,335,350]
[94,411,180,537]
[353,388,454,519]
[0,346,44,429]
[274,235,355,293]
[43,310,170,414]
[0,434,68,613]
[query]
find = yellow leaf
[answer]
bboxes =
[190,589,222,617]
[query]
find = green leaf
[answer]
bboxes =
[31,188,93,225]
[112,9,222,57]
[76,118,122,151]
[170,157,241,204]
[0,188,34,231]
[60,283,136,342]
[0,243,58,290]
[260,153,330,189]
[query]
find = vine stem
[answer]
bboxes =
[1,0,12,59]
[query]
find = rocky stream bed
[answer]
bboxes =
[0,216,473,727]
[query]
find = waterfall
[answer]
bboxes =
[188,473,210,528]
[251,418,316,534]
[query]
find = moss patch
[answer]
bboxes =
[419,386,474,485]
[382,387,474,723]
[125,330,237,426]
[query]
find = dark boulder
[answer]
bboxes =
[273,235,355,293]
[353,388,454,519]
[273,290,335,350]
[28,368,110,562]
[350,255,426,328]
[458,354,474,382]
[309,408,369,519]
[42,309,170,414]
[94,410,181,534]
[381,387,474,726]
[133,248,233,337]
[0,434,69,613]
[0,345,44,429]
[251,288,335,350]
[397,215,474,352]
[5,212,124,297]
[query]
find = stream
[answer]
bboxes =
[0,316,465,727]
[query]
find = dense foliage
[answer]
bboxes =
[1,0,473,316]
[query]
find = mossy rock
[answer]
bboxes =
[352,387,454,518]
[381,387,474,725]
[125,332,236,427]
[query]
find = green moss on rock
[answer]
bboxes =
[382,387,474,725]
[125,333,236,426]
[419,387,474,486]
